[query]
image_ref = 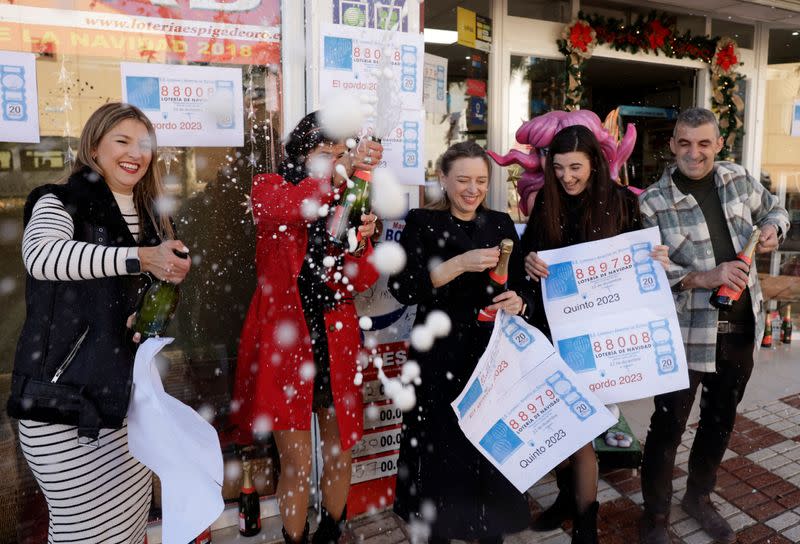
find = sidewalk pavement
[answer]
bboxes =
[216,345,800,544]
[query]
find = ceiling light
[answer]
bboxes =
[424,28,458,45]
[793,31,799,36]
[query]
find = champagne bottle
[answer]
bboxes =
[477,239,514,323]
[326,136,381,245]
[132,250,188,339]
[761,312,772,348]
[782,304,793,344]
[239,461,261,536]
[709,227,760,310]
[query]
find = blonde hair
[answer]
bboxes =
[73,102,175,239]
[426,141,491,211]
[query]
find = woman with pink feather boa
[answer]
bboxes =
[489,113,668,544]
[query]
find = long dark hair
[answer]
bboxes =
[534,125,629,248]
[427,140,492,211]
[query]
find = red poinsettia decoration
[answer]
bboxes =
[715,41,738,73]
[569,21,595,52]
[647,19,671,50]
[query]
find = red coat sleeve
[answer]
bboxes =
[251,174,335,226]
[344,239,379,292]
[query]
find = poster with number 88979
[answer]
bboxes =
[539,227,689,404]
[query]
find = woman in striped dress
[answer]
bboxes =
[8,103,191,543]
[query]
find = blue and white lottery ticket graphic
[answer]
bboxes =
[452,311,616,493]
[539,228,689,404]
[0,51,40,143]
[1,65,27,122]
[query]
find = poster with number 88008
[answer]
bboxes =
[538,227,689,404]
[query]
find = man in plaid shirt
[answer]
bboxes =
[637,108,789,544]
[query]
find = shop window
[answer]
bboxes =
[424,0,491,187]
[769,28,800,65]
[0,2,283,539]
[508,0,571,24]
[712,19,754,50]
[505,56,566,222]
[580,0,705,36]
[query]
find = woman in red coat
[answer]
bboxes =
[232,112,382,544]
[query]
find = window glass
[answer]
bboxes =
[0,1,282,538]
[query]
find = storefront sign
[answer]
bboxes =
[0,50,39,143]
[423,53,447,115]
[319,23,425,185]
[539,227,689,404]
[333,0,408,31]
[452,311,616,493]
[0,0,280,65]
[121,62,244,147]
[456,7,491,52]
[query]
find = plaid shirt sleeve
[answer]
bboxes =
[745,171,790,241]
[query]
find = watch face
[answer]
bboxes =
[126,257,141,274]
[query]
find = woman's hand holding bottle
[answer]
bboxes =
[486,290,525,315]
[137,240,191,284]
[458,248,500,273]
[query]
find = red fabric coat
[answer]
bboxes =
[232,173,378,450]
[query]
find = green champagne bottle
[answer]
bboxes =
[477,239,514,323]
[238,461,261,536]
[709,228,760,310]
[132,250,187,339]
[326,136,381,244]
[782,304,793,344]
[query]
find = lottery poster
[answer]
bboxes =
[0,50,39,143]
[539,227,689,404]
[121,62,244,148]
[452,311,616,493]
[319,23,424,185]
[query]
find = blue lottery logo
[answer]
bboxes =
[545,261,579,300]
[480,419,523,464]
[457,378,483,417]
[324,36,354,71]
[557,335,596,373]
[125,76,160,111]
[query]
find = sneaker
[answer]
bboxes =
[638,512,674,544]
[681,492,736,544]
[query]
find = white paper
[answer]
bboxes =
[539,227,689,404]
[423,53,448,115]
[127,338,224,544]
[451,311,616,493]
[0,50,39,143]
[319,23,424,185]
[121,62,244,147]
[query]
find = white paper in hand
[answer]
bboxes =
[451,311,616,493]
[127,338,224,543]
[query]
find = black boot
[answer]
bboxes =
[571,501,599,544]
[532,468,575,531]
[283,522,310,544]
[311,506,346,544]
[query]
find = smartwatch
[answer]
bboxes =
[125,248,141,274]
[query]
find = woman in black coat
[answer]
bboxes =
[520,125,668,544]
[389,141,534,544]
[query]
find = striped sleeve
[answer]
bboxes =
[22,194,136,281]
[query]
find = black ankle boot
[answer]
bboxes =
[571,501,599,544]
[311,506,346,544]
[283,522,310,544]
[532,468,575,531]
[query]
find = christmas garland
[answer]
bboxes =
[557,11,743,160]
